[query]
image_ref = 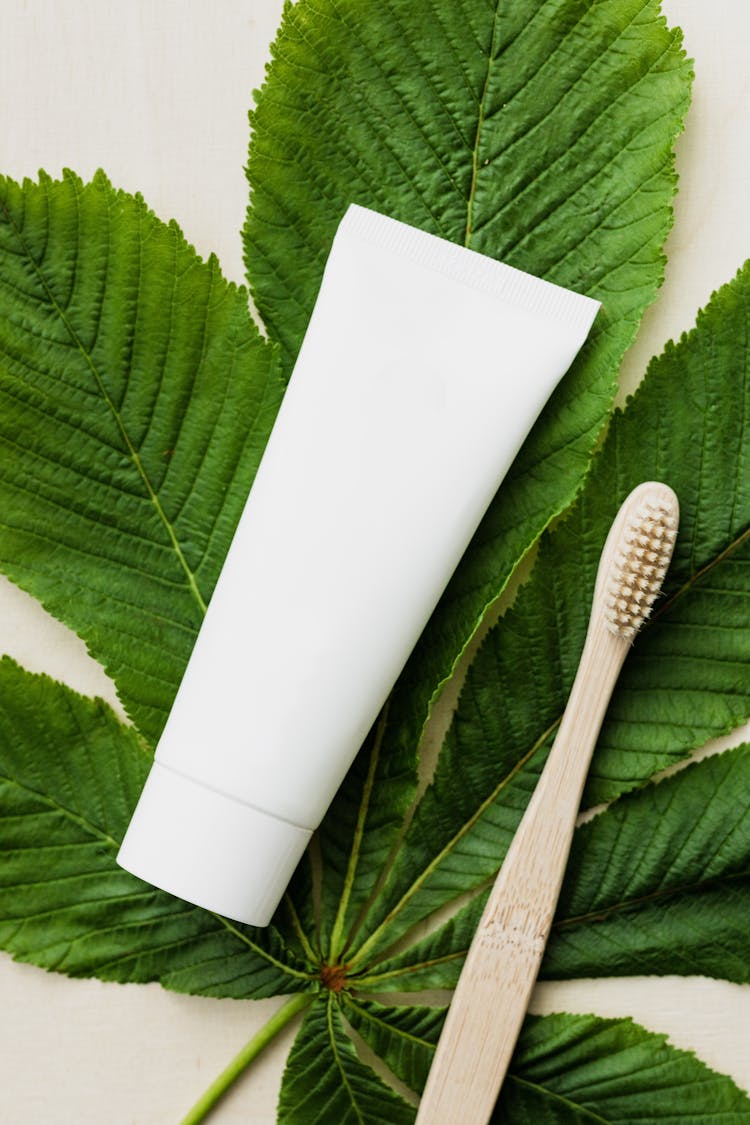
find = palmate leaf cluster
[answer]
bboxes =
[1,0,749,1120]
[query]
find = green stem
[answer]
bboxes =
[180,992,314,1125]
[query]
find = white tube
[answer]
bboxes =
[117,205,600,926]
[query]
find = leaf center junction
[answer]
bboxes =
[320,963,349,993]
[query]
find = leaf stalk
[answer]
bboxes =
[180,992,313,1125]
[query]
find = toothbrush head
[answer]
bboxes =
[600,483,679,639]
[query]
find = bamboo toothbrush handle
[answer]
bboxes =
[416,481,678,1124]
[415,621,628,1125]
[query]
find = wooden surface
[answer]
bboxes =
[1,2,749,1122]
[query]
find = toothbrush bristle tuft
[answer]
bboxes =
[605,493,677,638]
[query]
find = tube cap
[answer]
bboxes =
[117,761,312,927]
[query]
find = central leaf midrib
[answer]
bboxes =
[552,867,749,933]
[464,0,502,246]
[0,198,207,618]
[327,996,366,1124]
[345,995,437,1052]
[349,522,750,969]
[502,1073,613,1124]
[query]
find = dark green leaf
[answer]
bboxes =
[341,1003,750,1121]
[0,170,283,742]
[4,1,748,1118]
[362,745,750,991]
[0,657,313,998]
[500,1012,750,1123]
[344,996,443,1093]
[278,994,415,1124]
[543,744,750,981]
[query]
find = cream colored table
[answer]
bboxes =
[1,2,749,1121]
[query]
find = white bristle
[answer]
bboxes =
[604,488,678,638]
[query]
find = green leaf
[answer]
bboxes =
[360,745,750,991]
[6,0,750,1117]
[346,261,750,966]
[277,994,415,1124]
[246,0,689,366]
[0,657,313,998]
[501,1012,750,1123]
[542,744,750,981]
[247,0,692,957]
[344,997,443,1094]
[339,1003,750,1121]
[0,170,283,742]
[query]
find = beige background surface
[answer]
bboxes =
[1,1,749,1121]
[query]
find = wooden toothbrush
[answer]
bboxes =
[415,481,679,1125]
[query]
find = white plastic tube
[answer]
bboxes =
[117,205,600,926]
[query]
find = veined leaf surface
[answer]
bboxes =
[244,0,692,955]
[5,249,750,1098]
[3,1,748,1119]
[0,170,283,743]
[0,658,313,999]
[320,1005,750,1122]
[277,995,414,1124]
[545,744,750,981]
[496,1013,750,1123]
[359,745,750,991]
